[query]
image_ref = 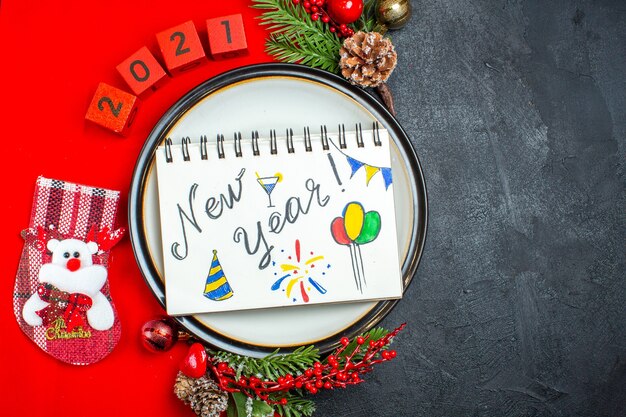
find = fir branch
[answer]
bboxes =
[266,32,340,72]
[251,0,342,73]
[271,392,316,417]
[252,0,339,45]
[355,0,378,32]
[336,327,391,362]
[213,345,320,381]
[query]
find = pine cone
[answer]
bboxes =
[174,372,229,417]
[174,372,195,404]
[339,31,397,88]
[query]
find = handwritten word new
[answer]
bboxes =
[171,168,245,260]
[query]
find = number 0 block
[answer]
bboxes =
[116,46,168,95]
[156,20,206,74]
[206,14,248,59]
[85,83,139,136]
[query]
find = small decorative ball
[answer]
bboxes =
[327,0,364,24]
[375,0,412,30]
[180,342,208,378]
[141,317,178,352]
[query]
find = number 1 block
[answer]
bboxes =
[206,14,248,59]
[156,20,206,74]
[116,46,168,96]
[85,83,139,136]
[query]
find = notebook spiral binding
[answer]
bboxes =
[164,122,382,163]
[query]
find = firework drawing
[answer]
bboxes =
[271,239,330,303]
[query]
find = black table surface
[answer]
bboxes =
[318,1,625,416]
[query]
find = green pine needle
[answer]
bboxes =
[251,0,342,73]
[213,345,320,380]
[337,327,391,361]
[272,392,316,417]
[266,32,340,72]
[251,0,382,73]
[215,325,397,416]
[355,0,378,32]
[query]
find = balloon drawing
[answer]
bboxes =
[330,202,382,293]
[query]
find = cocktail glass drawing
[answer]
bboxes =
[257,174,281,207]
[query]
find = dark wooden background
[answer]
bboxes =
[318,1,626,415]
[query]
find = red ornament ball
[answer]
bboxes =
[327,0,363,24]
[180,342,208,379]
[141,317,178,352]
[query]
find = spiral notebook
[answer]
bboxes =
[155,123,402,315]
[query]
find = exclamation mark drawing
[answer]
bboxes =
[327,154,345,192]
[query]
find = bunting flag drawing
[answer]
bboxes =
[203,250,234,301]
[332,139,393,189]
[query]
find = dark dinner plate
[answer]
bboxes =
[128,63,427,357]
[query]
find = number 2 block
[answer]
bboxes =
[116,46,168,95]
[85,83,139,136]
[206,14,248,59]
[156,21,206,74]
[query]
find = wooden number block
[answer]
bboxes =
[85,83,139,136]
[156,20,206,74]
[206,14,248,59]
[116,46,168,95]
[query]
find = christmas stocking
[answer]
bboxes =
[13,177,125,365]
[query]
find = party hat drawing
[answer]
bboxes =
[203,250,234,301]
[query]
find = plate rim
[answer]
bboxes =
[128,63,428,357]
